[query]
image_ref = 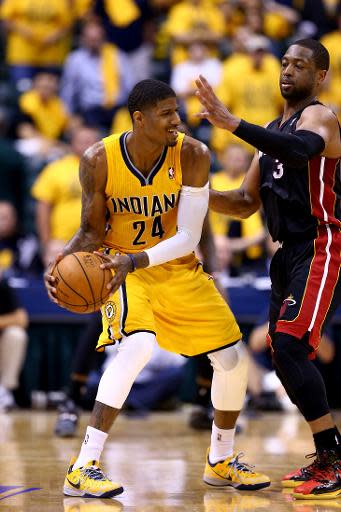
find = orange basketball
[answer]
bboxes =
[51,252,112,314]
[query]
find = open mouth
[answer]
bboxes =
[168,129,178,136]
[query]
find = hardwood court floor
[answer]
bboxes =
[0,408,340,512]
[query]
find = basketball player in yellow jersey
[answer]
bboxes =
[45,79,270,498]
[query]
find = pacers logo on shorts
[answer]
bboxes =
[105,301,117,323]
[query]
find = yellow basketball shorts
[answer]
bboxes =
[98,257,241,356]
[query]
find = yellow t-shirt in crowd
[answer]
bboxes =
[320,31,341,83]
[211,53,282,152]
[19,90,69,139]
[210,171,264,259]
[318,77,341,122]
[111,107,132,134]
[165,0,225,65]
[31,154,81,242]
[73,0,92,19]
[0,0,73,66]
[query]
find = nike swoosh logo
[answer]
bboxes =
[66,478,81,489]
[211,467,232,480]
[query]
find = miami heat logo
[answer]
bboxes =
[279,294,296,317]
[168,167,175,179]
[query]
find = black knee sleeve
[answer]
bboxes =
[272,333,330,421]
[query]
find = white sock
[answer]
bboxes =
[73,426,108,470]
[209,422,235,463]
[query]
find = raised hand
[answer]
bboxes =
[195,75,240,132]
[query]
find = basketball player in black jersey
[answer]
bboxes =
[196,38,341,500]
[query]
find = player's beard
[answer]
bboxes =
[280,79,314,102]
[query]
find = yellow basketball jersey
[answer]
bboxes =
[102,131,185,255]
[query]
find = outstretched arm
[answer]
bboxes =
[195,75,328,167]
[209,152,261,219]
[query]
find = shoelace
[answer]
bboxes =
[226,453,255,482]
[82,466,110,482]
[303,451,340,482]
[301,452,320,476]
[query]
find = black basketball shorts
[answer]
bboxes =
[268,224,341,357]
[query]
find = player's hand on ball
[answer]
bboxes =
[44,253,64,304]
[95,252,132,294]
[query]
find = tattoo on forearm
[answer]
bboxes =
[63,229,100,255]
[62,152,106,255]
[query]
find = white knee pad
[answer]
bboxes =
[96,332,156,409]
[208,340,249,411]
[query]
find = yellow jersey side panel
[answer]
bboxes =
[102,131,184,254]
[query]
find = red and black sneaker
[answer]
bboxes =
[282,452,324,488]
[293,450,341,500]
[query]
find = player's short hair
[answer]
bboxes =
[291,38,330,71]
[127,79,176,119]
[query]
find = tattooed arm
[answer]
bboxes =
[63,141,108,255]
[45,141,108,301]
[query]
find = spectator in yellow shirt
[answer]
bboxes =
[31,127,100,268]
[0,0,74,90]
[320,8,341,87]
[211,35,283,154]
[318,69,341,121]
[171,41,222,135]
[19,72,69,141]
[163,0,225,65]
[210,144,266,276]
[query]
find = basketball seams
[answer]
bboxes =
[54,266,88,312]
[52,252,112,313]
[72,253,97,307]
[95,254,110,308]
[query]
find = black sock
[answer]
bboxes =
[313,427,341,454]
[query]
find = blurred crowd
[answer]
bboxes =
[0,0,340,412]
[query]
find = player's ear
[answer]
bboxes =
[317,69,327,86]
[133,110,143,126]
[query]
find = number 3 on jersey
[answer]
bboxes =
[132,215,165,245]
[273,160,284,179]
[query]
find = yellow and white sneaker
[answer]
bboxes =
[63,457,123,498]
[203,449,271,490]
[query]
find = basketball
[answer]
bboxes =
[51,252,112,314]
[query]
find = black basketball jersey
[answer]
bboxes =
[259,101,341,242]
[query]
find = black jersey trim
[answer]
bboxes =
[276,99,322,131]
[180,337,241,358]
[95,330,156,351]
[120,281,129,336]
[119,131,168,187]
[124,329,156,337]
[146,148,168,185]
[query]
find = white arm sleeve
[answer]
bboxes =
[145,182,209,267]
